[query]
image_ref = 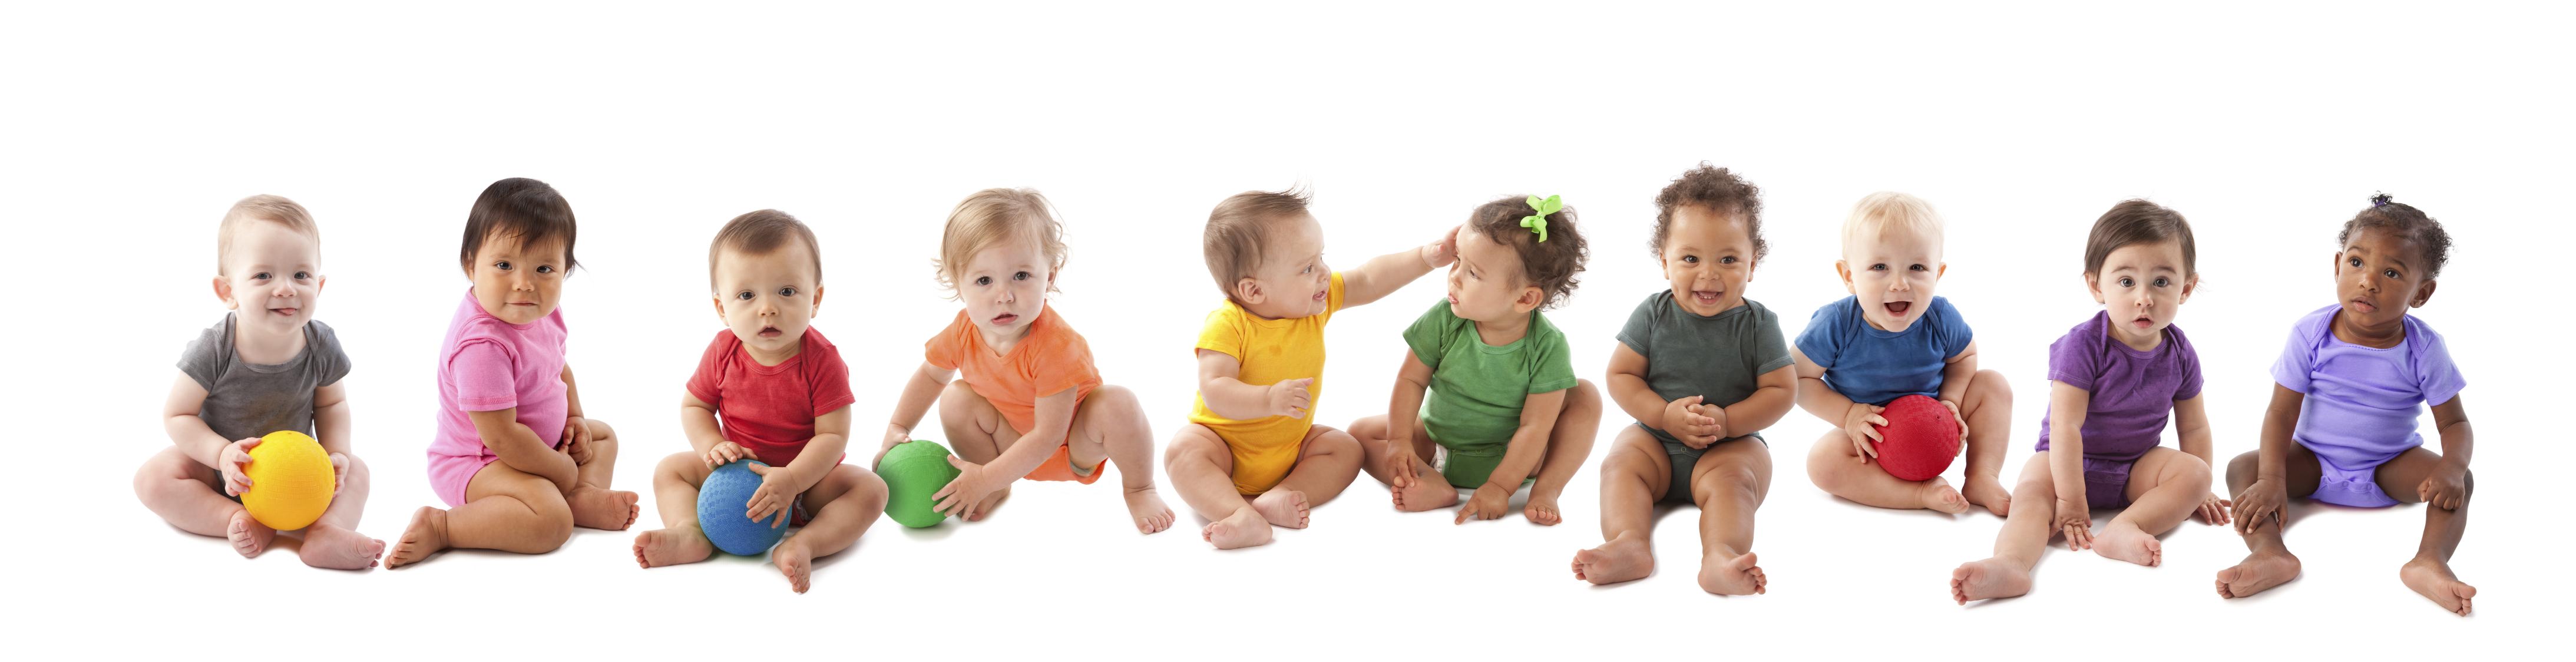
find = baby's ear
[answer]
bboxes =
[2084,271,2104,302]
[1833,260,1854,292]
[1936,262,1949,279]
[809,284,825,315]
[2411,279,2437,308]
[1514,285,1545,313]
[212,275,235,309]
[1234,276,1265,305]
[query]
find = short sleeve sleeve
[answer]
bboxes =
[449,339,520,412]
[922,312,971,370]
[1615,294,1659,359]
[309,322,352,388]
[805,340,857,417]
[686,332,730,406]
[1930,297,1975,358]
[1748,304,1794,376]
[2045,325,2102,392]
[2269,319,2319,394]
[2412,322,2466,407]
[1793,299,1849,369]
[1401,300,1454,372]
[176,321,226,390]
[1322,271,1348,317]
[2171,328,2205,402]
[1195,306,1248,360]
[1527,324,1579,395]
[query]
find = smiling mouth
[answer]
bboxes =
[1691,290,1724,305]
[1884,301,1912,316]
[1311,290,1327,302]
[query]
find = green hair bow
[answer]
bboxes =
[1522,194,1562,243]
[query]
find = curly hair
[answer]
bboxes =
[2339,193,2453,279]
[1651,163,1765,261]
[1467,195,1588,309]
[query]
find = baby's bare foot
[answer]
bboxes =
[1920,479,1972,514]
[1252,489,1309,529]
[1202,508,1274,550]
[774,539,815,594]
[297,523,385,570]
[1950,557,2031,604]
[2214,551,2300,599]
[1124,486,1176,535]
[1392,477,1456,513]
[1525,486,1563,526]
[1698,551,1767,595]
[383,507,449,570]
[568,486,639,531]
[1572,534,1655,585]
[632,527,713,568]
[226,509,275,558]
[1962,476,2012,517]
[2399,557,2476,616]
[2091,519,2161,567]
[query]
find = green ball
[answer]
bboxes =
[881,439,961,528]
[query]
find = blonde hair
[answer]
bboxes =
[1202,187,1311,297]
[1839,191,1945,256]
[934,188,1067,299]
[709,209,823,289]
[216,194,320,275]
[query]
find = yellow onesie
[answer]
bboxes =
[1191,272,1345,494]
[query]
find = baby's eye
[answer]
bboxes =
[1909,264,1928,272]
[1302,264,1314,274]
[1719,256,1737,264]
[1681,255,1698,264]
[253,272,271,280]
[536,264,555,274]
[735,290,755,301]
[1013,271,1030,282]
[1869,263,1887,272]
[293,271,311,280]
[494,261,512,271]
[2383,268,2400,279]
[2152,277,2170,287]
[778,287,796,297]
[2349,257,2363,267]
[974,276,991,286]
[2118,276,2135,287]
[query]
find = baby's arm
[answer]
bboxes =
[313,379,354,492]
[1937,341,1980,436]
[1460,388,1567,521]
[1605,344,1718,446]
[679,392,741,464]
[1791,347,1884,455]
[1196,349,1307,421]
[749,406,851,524]
[1340,226,1459,309]
[2233,385,2306,534]
[1384,352,1435,484]
[2171,393,2229,523]
[875,360,957,465]
[2046,382,2094,547]
[932,389,1073,516]
[2420,395,2473,509]
[469,408,578,492]
[1719,366,1797,438]
[163,373,253,494]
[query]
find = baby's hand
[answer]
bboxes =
[2055,495,2092,550]
[329,452,350,497]
[871,426,910,468]
[2419,460,2470,510]
[2196,492,2232,525]
[702,441,750,468]
[1840,402,1888,462]
[561,416,594,464]
[1268,378,1314,419]
[931,456,1000,519]
[740,462,797,529]
[1455,484,1511,524]
[1387,436,1421,488]
[219,436,263,497]
[1662,396,1721,448]
[2231,478,2287,535]
[1939,399,1969,449]
[1421,225,1460,269]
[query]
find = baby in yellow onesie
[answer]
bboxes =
[1164,187,1456,549]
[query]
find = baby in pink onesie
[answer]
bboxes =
[388,177,641,569]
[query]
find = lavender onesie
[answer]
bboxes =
[2270,305,2465,507]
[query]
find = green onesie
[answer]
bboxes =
[1402,300,1578,488]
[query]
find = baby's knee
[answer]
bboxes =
[1163,427,1223,466]
[2168,454,2214,492]
[938,380,986,416]
[1695,465,1761,504]
[656,451,705,479]
[2458,468,2475,500]
[2224,451,2261,487]
[1972,369,2013,403]
[836,465,891,508]
[1309,428,1361,455]
[584,421,619,451]
[529,495,577,547]
[1565,379,1602,412]
[339,454,372,487]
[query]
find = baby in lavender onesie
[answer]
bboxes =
[2215,194,2478,617]
[1952,200,2229,604]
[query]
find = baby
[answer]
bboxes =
[875,188,1173,533]
[1166,187,1456,549]
[1793,193,2013,516]
[388,177,640,568]
[135,194,384,570]
[634,210,888,593]
[2217,194,2477,616]
[1572,165,1797,594]
[1353,194,1601,525]
[1951,200,2229,604]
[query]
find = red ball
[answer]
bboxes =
[1873,395,1960,481]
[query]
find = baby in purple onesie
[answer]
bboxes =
[2216,194,2478,617]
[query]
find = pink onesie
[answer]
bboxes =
[426,289,569,507]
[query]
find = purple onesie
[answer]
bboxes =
[2037,312,2203,508]
[2270,305,2465,507]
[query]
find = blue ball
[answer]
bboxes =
[697,460,789,555]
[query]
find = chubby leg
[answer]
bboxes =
[1953,452,2055,604]
[2377,446,2475,615]
[1955,369,2015,516]
[771,465,888,593]
[1525,379,1604,525]
[296,454,385,570]
[1573,426,1668,585]
[386,462,577,568]
[1351,413,1454,513]
[939,379,1020,520]
[2093,448,2212,567]
[1165,423,1269,549]
[1806,429,1968,514]
[1692,437,1771,595]
[1064,385,1176,534]
[133,445,272,557]
[1272,425,1361,511]
[566,418,639,531]
[2215,445,2321,598]
[633,452,716,568]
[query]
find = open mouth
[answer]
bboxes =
[1311,289,1327,302]
[1883,301,1912,316]
[1691,289,1724,306]
[758,325,782,338]
[2130,314,2154,329]
[991,313,1020,326]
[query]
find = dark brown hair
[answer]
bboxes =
[1467,196,1588,309]
[1652,163,1765,260]
[2083,199,2196,276]
[709,209,823,289]
[459,177,577,275]
[2339,193,2452,279]
[1203,187,1311,297]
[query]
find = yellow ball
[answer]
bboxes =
[242,431,335,530]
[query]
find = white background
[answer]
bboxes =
[6,1,2564,658]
